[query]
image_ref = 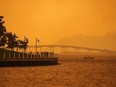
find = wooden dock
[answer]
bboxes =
[0,48,58,66]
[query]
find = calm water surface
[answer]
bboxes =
[0,57,116,87]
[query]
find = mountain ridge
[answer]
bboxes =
[54,32,116,51]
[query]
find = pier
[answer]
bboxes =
[0,48,58,66]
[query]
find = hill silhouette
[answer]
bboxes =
[55,32,116,51]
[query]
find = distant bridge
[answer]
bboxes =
[27,45,116,53]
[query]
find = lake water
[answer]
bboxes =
[0,54,116,87]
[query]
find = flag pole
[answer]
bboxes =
[35,38,37,54]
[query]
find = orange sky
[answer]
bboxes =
[1,0,116,45]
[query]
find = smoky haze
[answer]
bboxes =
[1,0,116,47]
[55,32,116,51]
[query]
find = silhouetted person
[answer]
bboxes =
[37,52,40,58]
[41,52,43,58]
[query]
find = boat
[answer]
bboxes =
[0,16,58,66]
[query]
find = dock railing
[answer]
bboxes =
[3,51,58,59]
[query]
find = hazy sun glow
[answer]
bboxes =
[1,0,116,46]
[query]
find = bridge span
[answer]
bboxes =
[28,45,116,53]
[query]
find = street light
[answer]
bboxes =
[35,38,40,54]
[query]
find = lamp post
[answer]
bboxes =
[35,38,39,54]
[35,38,37,54]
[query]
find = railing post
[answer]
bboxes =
[18,53,20,58]
[34,53,35,58]
[27,53,28,58]
[4,52,5,59]
[9,52,11,58]
[35,53,36,58]
[31,53,32,58]
[23,53,24,58]
[14,53,15,58]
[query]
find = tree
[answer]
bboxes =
[0,35,6,46]
[0,16,6,36]
[0,16,6,47]
[0,16,29,50]
[6,32,18,49]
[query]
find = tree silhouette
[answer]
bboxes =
[6,32,18,49]
[18,39,29,50]
[0,35,6,46]
[0,16,29,50]
[0,16,6,46]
